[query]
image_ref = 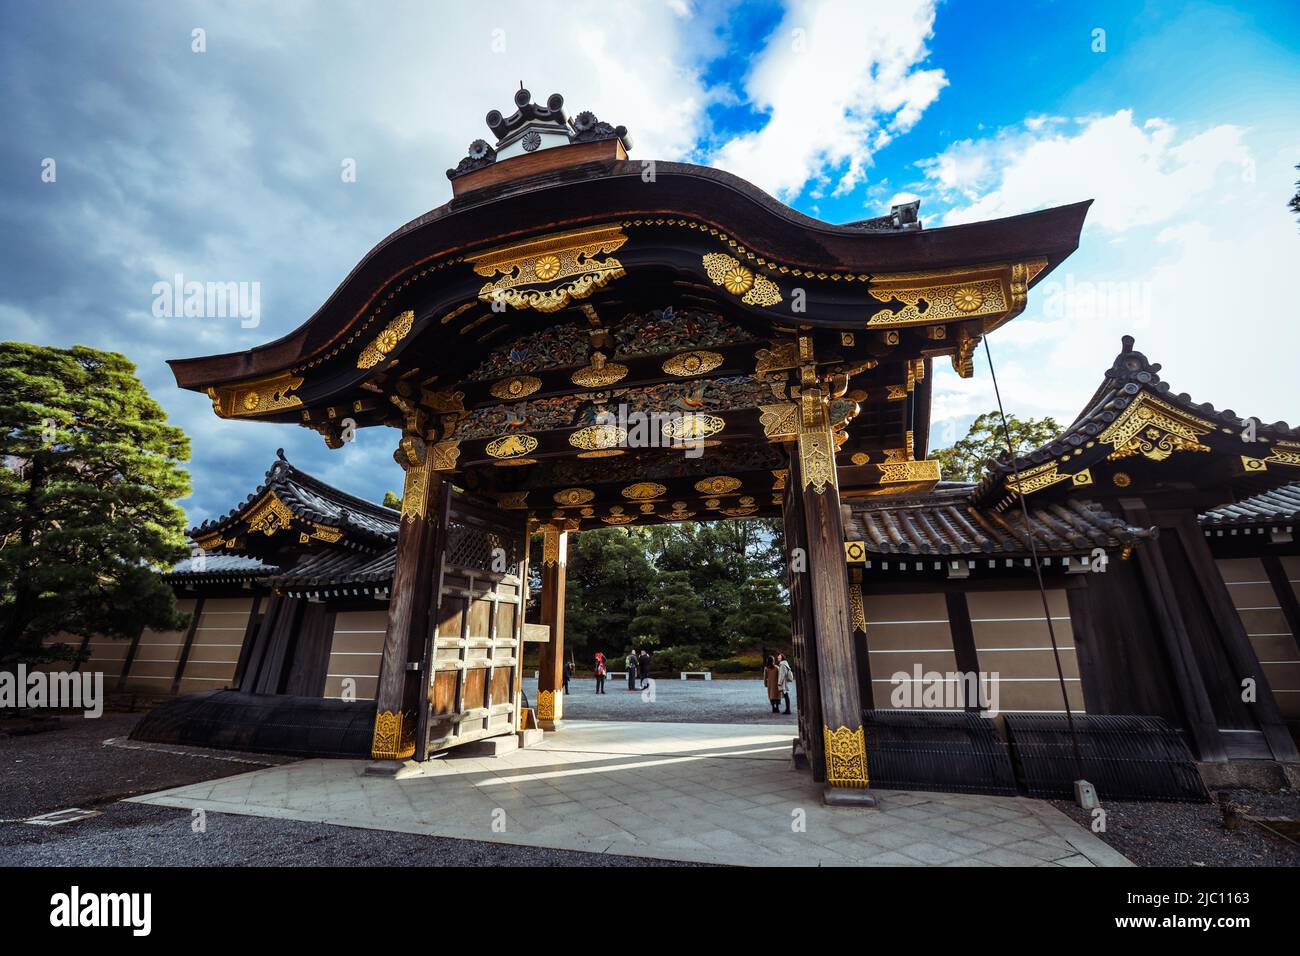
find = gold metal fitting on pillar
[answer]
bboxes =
[371,709,417,760]
[536,689,563,722]
[823,725,869,788]
[539,518,580,567]
[394,434,440,523]
[794,336,837,494]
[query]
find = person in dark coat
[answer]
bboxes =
[638,649,651,689]
[562,657,572,694]
[626,650,638,690]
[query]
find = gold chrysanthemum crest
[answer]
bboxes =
[357,310,415,369]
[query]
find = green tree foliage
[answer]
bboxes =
[564,528,656,660]
[562,519,789,663]
[1290,164,1300,226]
[0,343,192,663]
[932,411,1062,482]
[629,570,710,647]
[718,576,790,652]
[382,490,402,510]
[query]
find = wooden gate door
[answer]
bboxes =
[416,487,529,759]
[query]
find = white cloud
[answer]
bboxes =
[708,0,946,201]
[923,110,1300,449]
[922,110,1253,231]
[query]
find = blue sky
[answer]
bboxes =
[2,0,1298,524]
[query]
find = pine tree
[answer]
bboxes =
[0,343,192,663]
[932,412,1062,483]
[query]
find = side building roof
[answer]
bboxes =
[971,336,1300,511]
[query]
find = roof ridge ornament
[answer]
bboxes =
[447,87,630,181]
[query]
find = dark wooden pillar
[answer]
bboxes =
[1262,554,1300,657]
[170,595,206,694]
[1171,515,1298,762]
[795,383,874,805]
[370,436,442,763]
[231,592,263,689]
[1119,498,1227,761]
[945,591,983,710]
[782,456,825,781]
[115,623,148,692]
[536,523,569,731]
[849,568,873,710]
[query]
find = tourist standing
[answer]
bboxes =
[638,649,651,689]
[594,652,607,694]
[776,652,794,715]
[563,656,572,694]
[626,649,638,691]
[762,655,781,714]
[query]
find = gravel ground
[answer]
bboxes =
[1,801,697,867]
[522,676,798,725]
[0,713,283,820]
[1054,789,1300,867]
[0,712,694,867]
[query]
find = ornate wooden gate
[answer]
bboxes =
[416,487,528,759]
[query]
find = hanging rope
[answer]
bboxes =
[981,337,1085,778]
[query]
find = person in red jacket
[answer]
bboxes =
[593,652,607,694]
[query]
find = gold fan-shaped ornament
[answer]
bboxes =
[571,352,628,388]
[554,487,596,506]
[490,376,543,400]
[622,482,667,500]
[569,423,627,451]
[663,413,725,441]
[662,350,724,377]
[486,434,539,459]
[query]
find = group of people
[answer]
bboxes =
[563,648,795,715]
[762,653,794,715]
[587,650,647,697]
[583,649,651,693]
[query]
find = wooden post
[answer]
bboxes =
[795,363,875,806]
[1171,516,1298,762]
[1119,498,1227,761]
[536,523,569,731]
[369,436,442,766]
[782,455,825,781]
[231,593,263,690]
[1262,555,1300,657]
[849,568,874,711]
[170,595,206,694]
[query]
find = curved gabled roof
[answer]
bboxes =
[973,335,1300,508]
[167,156,1090,390]
[190,450,399,546]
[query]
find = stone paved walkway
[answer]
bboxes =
[129,721,1131,867]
